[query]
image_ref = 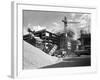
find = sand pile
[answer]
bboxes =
[23,41,59,69]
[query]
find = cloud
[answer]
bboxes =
[79,14,91,33]
[65,14,91,40]
[26,24,46,31]
[80,14,90,28]
[53,22,60,26]
[47,22,64,33]
[71,13,76,19]
[33,25,46,31]
[23,27,28,35]
[23,13,91,40]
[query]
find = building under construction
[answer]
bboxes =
[23,17,91,57]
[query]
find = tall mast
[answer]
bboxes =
[62,16,80,34]
[62,16,68,33]
[61,16,80,52]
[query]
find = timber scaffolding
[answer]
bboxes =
[23,29,63,51]
[23,29,63,56]
[34,29,60,44]
[23,28,79,57]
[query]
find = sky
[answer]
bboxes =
[23,10,91,40]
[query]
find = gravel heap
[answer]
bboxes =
[23,41,60,69]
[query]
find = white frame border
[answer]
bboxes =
[11,1,97,78]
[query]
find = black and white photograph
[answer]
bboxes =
[23,10,91,69]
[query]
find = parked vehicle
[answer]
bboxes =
[75,45,90,56]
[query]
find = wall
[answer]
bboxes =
[0,0,100,80]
